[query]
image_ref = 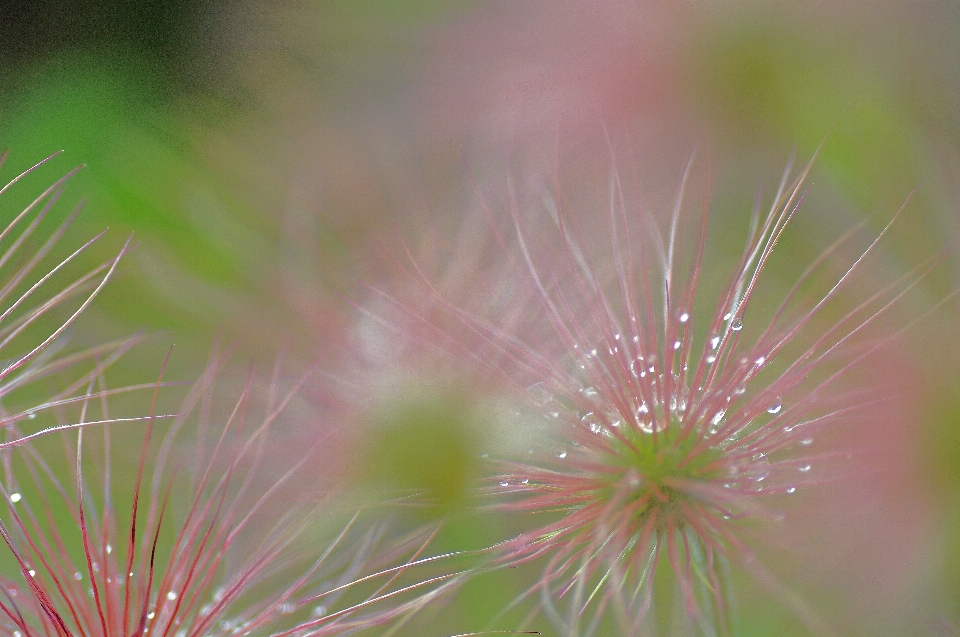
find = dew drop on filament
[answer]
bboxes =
[731,317,743,331]
[798,465,811,473]
[679,312,690,323]
[526,382,552,406]
[800,438,813,446]
[557,450,567,459]
[786,487,796,493]
[9,493,21,503]
[767,400,782,414]
[167,591,178,601]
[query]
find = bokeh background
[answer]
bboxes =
[2,1,960,635]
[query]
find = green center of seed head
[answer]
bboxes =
[607,405,723,529]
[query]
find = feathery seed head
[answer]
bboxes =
[386,148,930,634]
[0,348,473,637]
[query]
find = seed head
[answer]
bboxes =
[0,344,473,637]
[385,149,931,634]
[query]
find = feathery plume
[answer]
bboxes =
[0,149,148,445]
[0,345,482,637]
[372,148,936,635]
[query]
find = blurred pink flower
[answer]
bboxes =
[425,0,690,147]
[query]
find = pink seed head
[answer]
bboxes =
[385,147,933,634]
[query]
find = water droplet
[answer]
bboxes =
[731,317,743,331]
[499,481,509,487]
[710,335,720,350]
[786,487,796,494]
[479,453,489,459]
[705,354,717,364]
[9,493,21,503]
[800,438,813,446]
[673,340,681,351]
[27,413,35,420]
[767,400,782,414]
[526,382,551,406]
[581,412,603,433]
[637,417,660,434]
[557,450,567,459]
[723,312,732,321]
[312,606,327,618]
[679,312,690,323]
[581,386,599,399]
[106,544,112,554]
[798,465,811,473]
[147,612,155,620]
[92,562,100,573]
[14,631,22,637]
[167,591,177,601]
[520,478,529,484]
[590,349,598,357]
[28,570,35,577]
[755,356,766,366]
[734,385,746,396]
[277,602,295,615]
[74,572,82,581]
[710,410,726,426]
